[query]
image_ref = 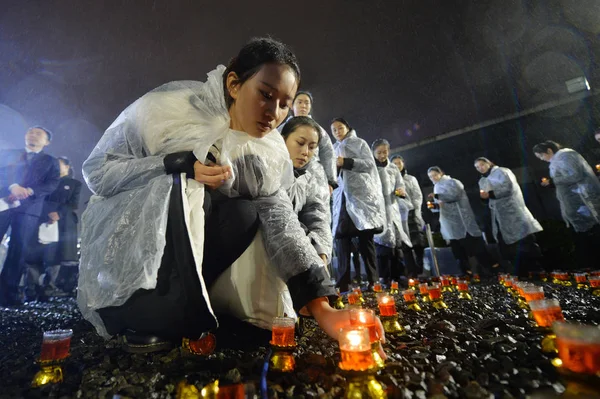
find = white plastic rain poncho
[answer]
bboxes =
[332,130,385,236]
[78,65,327,337]
[403,172,425,231]
[287,161,333,262]
[374,161,412,248]
[479,166,543,244]
[549,148,600,233]
[434,175,482,240]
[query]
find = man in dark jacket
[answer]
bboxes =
[0,126,60,305]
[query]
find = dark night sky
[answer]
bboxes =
[1,0,599,204]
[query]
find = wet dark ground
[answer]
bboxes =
[1,281,600,399]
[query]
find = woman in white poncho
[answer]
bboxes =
[79,38,384,353]
[475,157,543,276]
[534,140,600,269]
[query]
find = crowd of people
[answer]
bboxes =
[1,37,600,354]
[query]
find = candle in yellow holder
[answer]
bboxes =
[269,317,297,373]
[373,282,383,293]
[428,283,448,309]
[419,283,430,303]
[389,280,399,295]
[348,292,361,306]
[529,299,565,328]
[32,329,72,387]
[589,276,600,296]
[408,278,418,291]
[574,273,589,290]
[353,287,366,304]
[522,286,544,303]
[553,322,600,376]
[457,279,472,300]
[440,276,453,292]
[338,326,376,371]
[402,289,422,311]
[377,294,397,316]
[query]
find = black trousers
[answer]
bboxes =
[573,224,600,270]
[449,233,495,275]
[496,229,542,277]
[375,244,403,282]
[0,210,40,303]
[336,231,378,292]
[99,179,260,341]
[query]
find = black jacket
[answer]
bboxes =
[0,149,60,217]
[44,176,82,262]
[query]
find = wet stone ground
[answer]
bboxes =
[1,281,600,398]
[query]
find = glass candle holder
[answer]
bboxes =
[349,309,379,344]
[348,292,361,306]
[389,280,399,294]
[440,276,453,292]
[539,271,548,282]
[373,282,383,293]
[473,274,481,283]
[408,278,418,291]
[529,299,565,328]
[402,289,421,311]
[353,287,365,303]
[338,326,376,372]
[39,329,73,363]
[428,283,448,310]
[271,317,296,348]
[522,286,545,302]
[450,276,458,286]
[589,276,600,296]
[551,271,560,284]
[591,271,600,277]
[457,279,472,300]
[377,294,397,316]
[419,283,431,303]
[574,273,589,290]
[553,322,600,375]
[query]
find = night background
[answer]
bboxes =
[1,0,600,214]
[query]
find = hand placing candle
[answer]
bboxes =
[338,326,376,371]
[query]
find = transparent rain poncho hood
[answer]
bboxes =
[549,148,600,233]
[78,65,322,337]
[479,166,542,244]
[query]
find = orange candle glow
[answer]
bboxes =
[390,281,399,290]
[419,283,429,295]
[541,177,549,184]
[377,295,397,316]
[591,271,600,277]
[554,322,600,375]
[408,279,417,289]
[450,276,458,286]
[574,273,587,283]
[457,280,469,292]
[522,286,544,302]
[596,164,600,172]
[428,284,442,300]
[590,276,600,288]
[338,326,376,371]
[403,289,416,303]
[271,317,296,347]
[373,282,383,293]
[349,309,379,343]
[348,292,360,305]
[40,329,73,362]
[529,299,565,328]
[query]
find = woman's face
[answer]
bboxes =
[285,125,319,168]
[227,63,298,138]
[474,160,490,174]
[331,121,349,142]
[373,145,389,163]
[535,149,554,162]
[392,157,404,171]
[58,159,70,176]
[428,170,442,184]
[292,94,312,117]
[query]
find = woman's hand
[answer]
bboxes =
[479,190,489,199]
[541,177,551,187]
[336,157,344,167]
[395,188,406,197]
[193,161,232,190]
[306,298,387,360]
[319,254,328,266]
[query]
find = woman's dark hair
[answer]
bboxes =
[371,138,390,151]
[58,156,74,178]
[390,155,404,162]
[427,166,444,175]
[474,157,495,167]
[532,140,562,155]
[223,37,300,109]
[29,125,53,141]
[330,117,352,131]
[293,91,313,105]
[281,116,322,144]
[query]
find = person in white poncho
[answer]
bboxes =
[78,38,385,354]
[534,140,600,269]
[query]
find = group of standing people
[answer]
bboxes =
[0,127,81,306]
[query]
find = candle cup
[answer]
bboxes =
[338,326,377,372]
[373,282,383,293]
[270,317,296,348]
[377,294,404,335]
[472,274,481,283]
[389,280,399,295]
[539,271,548,282]
[418,283,431,303]
[344,374,387,399]
[440,277,453,293]
[589,276,600,296]
[402,289,422,311]
[39,329,73,364]
[348,292,361,306]
[529,299,565,328]
[457,280,472,300]
[353,287,366,304]
[574,273,589,290]
[596,164,600,172]
[428,284,448,310]
[551,271,560,285]
[349,309,379,343]
[553,322,600,376]
[182,333,217,356]
[561,272,573,287]
[523,286,545,303]
[408,279,418,291]
[450,276,458,286]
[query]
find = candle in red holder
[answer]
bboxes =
[473,274,481,283]
[554,322,600,375]
[450,276,458,286]
[457,279,472,300]
[403,289,416,303]
[349,309,379,343]
[271,317,296,347]
[377,294,397,316]
[440,276,453,292]
[390,280,399,292]
[338,326,376,371]
[348,292,360,306]
[373,282,383,293]
[574,273,589,289]
[591,271,600,277]
[428,284,442,300]
[40,329,73,362]
[522,286,544,302]
[419,283,428,295]
[589,276,600,296]
[529,299,565,328]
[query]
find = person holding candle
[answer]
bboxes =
[278,91,337,196]
[78,37,383,353]
[281,116,332,268]
[391,155,426,277]
[371,139,413,285]
[533,141,600,269]
[474,157,543,277]
[331,118,385,292]
[427,166,498,275]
